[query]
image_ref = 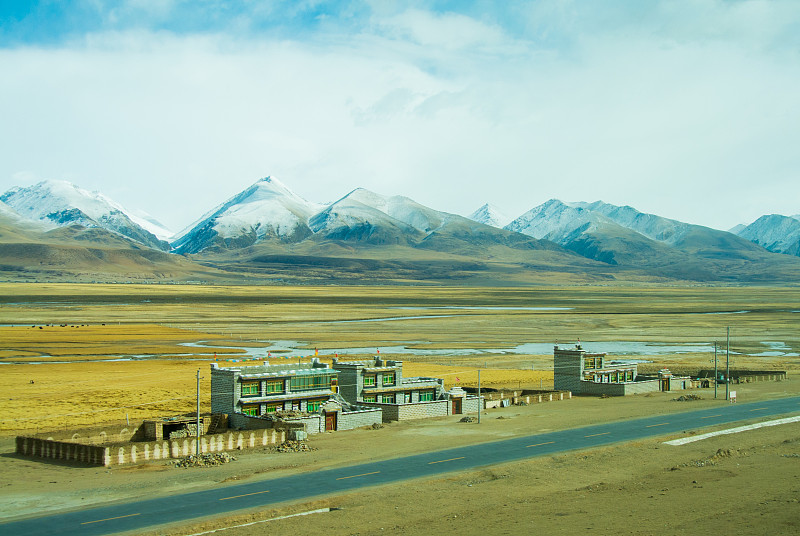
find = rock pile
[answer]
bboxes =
[172,452,237,468]
[275,440,314,453]
[674,394,703,402]
[459,416,477,423]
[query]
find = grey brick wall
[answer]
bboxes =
[210,366,237,414]
[337,408,383,430]
[553,348,584,393]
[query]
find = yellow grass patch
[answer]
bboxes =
[0,359,214,434]
[0,324,241,360]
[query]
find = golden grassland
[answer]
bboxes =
[0,324,240,360]
[1,282,798,435]
[0,352,550,435]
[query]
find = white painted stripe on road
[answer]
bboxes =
[428,456,465,465]
[183,508,331,535]
[664,415,800,445]
[336,471,380,480]
[81,513,140,525]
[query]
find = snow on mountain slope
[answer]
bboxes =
[573,201,692,245]
[468,203,512,229]
[0,180,170,250]
[127,208,175,241]
[0,200,26,222]
[171,177,323,253]
[308,188,533,250]
[505,199,610,244]
[308,189,427,244]
[732,214,800,257]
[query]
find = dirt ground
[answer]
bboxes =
[1,380,798,535]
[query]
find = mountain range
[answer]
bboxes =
[1,177,798,285]
[729,214,800,257]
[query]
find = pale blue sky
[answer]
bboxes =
[2,0,799,232]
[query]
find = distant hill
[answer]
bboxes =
[1,180,171,250]
[731,214,800,257]
[172,177,322,254]
[504,199,800,282]
[3,178,800,285]
[0,205,218,283]
[468,203,513,229]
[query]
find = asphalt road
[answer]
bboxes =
[3,396,799,536]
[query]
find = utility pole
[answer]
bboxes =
[726,327,730,402]
[713,341,718,399]
[477,369,481,424]
[196,369,202,458]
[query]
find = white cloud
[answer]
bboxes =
[1,2,799,232]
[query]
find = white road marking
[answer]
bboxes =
[664,415,800,445]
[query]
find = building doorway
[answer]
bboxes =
[325,411,337,431]
[660,378,671,391]
[451,398,462,415]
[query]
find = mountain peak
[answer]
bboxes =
[732,214,800,256]
[0,179,171,248]
[468,203,512,229]
[171,176,321,253]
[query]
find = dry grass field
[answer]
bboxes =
[1,282,798,435]
[0,282,798,534]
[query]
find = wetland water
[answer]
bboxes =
[179,340,798,360]
[3,340,797,365]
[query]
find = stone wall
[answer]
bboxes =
[16,428,287,467]
[361,400,446,422]
[16,437,109,466]
[210,366,237,414]
[337,408,383,431]
[361,397,484,422]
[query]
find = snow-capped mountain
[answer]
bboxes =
[571,201,692,245]
[0,180,171,250]
[505,199,770,267]
[308,188,425,244]
[468,203,513,229]
[310,188,451,234]
[171,177,323,254]
[505,199,609,243]
[732,214,800,257]
[0,199,26,223]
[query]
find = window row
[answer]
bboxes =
[241,379,287,397]
[290,374,335,392]
[241,398,327,416]
[362,390,435,404]
[363,372,396,387]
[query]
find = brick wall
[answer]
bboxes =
[554,349,584,392]
[461,396,482,414]
[337,408,383,430]
[210,367,236,414]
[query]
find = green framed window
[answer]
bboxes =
[363,375,376,387]
[241,381,260,397]
[266,379,285,394]
[382,372,395,386]
[419,390,434,402]
[242,405,259,416]
[363,394,376,403]
[265,402,283,413]
[382,393,396,403]
[290,374,334,392]
[306,399,325,413]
